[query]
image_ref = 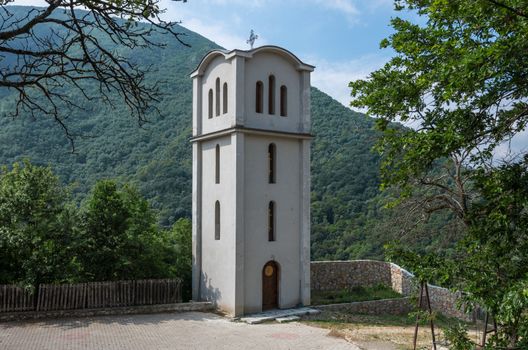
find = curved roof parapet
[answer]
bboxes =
[190,45,315,78]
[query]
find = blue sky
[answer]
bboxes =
[161,0,400,107]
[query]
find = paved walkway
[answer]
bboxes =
[0,312,360,350]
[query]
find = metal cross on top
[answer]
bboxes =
[247,30,259,49]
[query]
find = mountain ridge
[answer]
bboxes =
[0,6,400,261]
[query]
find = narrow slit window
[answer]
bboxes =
[215,201,220,240]
[208,89,213,119]
[268,143,276,184]
[215,144,220,184]
[256,81,263,113]
[215,78,220,117]
[223,82,228,114]
[268,75,275,115]
[268,201,276,241]
[280,85,287,117]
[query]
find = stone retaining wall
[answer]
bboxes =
[310,260,392,291]
[311,260,472,321]
[0,302,214,322]
[316,297,414,316]
[428,285,468,320]
[389,262,414,296]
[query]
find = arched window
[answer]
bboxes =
[268,201,276,241]
[268,75,275,115]
[215,201,220,240]
[215,144,220,184]
[223,82,228,114]
[215,78,220,117]
[256,81,263,113]
[268,143,276,184]
[280,85,287,117]
[208,89,213,119]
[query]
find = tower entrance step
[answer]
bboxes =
[239,307,320,324]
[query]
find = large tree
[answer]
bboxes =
[350,0,528,348]
[79,179,167,281]
[0,161,191,289]
[0,1,187,146]
[0,160,79,287]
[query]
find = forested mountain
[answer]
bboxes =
[0,6,447,261]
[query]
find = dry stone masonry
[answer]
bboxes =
[311,260,472,321]
[316,297,414,316]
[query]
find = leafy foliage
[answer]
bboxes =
[350,0,528,347]
[453,160,528,348]
[385,244,454,285]
[79,180,167,281]
[0,160,79,287]
[442,322,474,350]
[0,161,192,297]
[161,218,192,301]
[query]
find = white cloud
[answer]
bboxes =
[308,0,396,24]
[162,0,264,50]
[309,54,388,108]
[311,0,359,23]
[177,15,268,50]
[317,0,359,16]
[180,17,248,50]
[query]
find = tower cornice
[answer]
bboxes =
[190,45,315,78]
[190,126,313,143]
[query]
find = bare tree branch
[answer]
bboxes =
[0,0,189,149]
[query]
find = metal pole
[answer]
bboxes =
[413,281,424,350]
[493,318,498,337]
[482,312,490,347]
[424,283,437,350]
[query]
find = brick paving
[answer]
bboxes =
[0,311,359,350]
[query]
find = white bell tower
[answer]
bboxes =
[190,46,314,316]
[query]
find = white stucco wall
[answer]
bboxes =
[200,56,236,135]
[243,53,302,133]
[242,135,302,313]
[199,135,237,313]
[195,50,311,137]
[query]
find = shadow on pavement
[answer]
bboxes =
[0,311,222,330]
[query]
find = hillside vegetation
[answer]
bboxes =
[0,6,449,261]
[0,161,192,295]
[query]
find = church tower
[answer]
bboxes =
[191,46,314,316]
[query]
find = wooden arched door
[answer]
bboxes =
[262,261,279,311]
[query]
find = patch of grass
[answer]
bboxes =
[311,284,403,305]
[307,313,415,327]
[304,310,471,329]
